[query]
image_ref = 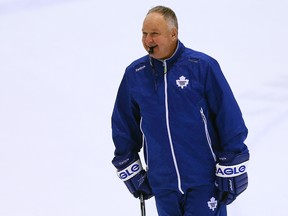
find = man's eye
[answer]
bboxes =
[142,32,159,37]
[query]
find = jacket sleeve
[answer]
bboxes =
[111,69,143,158]
[204,58,248,154]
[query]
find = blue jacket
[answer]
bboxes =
[112,41,248,196]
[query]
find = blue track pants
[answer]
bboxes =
[155,184,227,216]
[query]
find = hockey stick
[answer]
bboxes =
[140,194,146,216]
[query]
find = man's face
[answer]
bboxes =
[142,12,178,60]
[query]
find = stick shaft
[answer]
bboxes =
[140,194,146,216]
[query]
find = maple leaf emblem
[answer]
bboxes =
[207,197,218,211]
[176,76,189,89]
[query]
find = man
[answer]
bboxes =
[112,5,249,216]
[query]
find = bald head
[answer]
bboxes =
[147,6,178,31]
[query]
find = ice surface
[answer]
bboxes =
[0,0,287,215]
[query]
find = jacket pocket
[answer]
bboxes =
[200,107,216,162]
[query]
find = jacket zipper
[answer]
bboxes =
[163,60,184,194]
[200,108,217,162]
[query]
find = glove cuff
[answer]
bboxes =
[112,152,139,169]
[116,159,143,181]
[216,160,248,177]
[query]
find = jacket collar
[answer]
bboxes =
[149,40,184,72]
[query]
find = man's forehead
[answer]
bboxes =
[142,13,166,30]
[144,12,164,23]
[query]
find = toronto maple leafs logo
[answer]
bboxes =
[176,76,189,89]
[207,197,217,211]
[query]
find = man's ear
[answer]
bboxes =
[171,27,178,40]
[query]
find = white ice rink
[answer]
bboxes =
[0,0,287,215]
